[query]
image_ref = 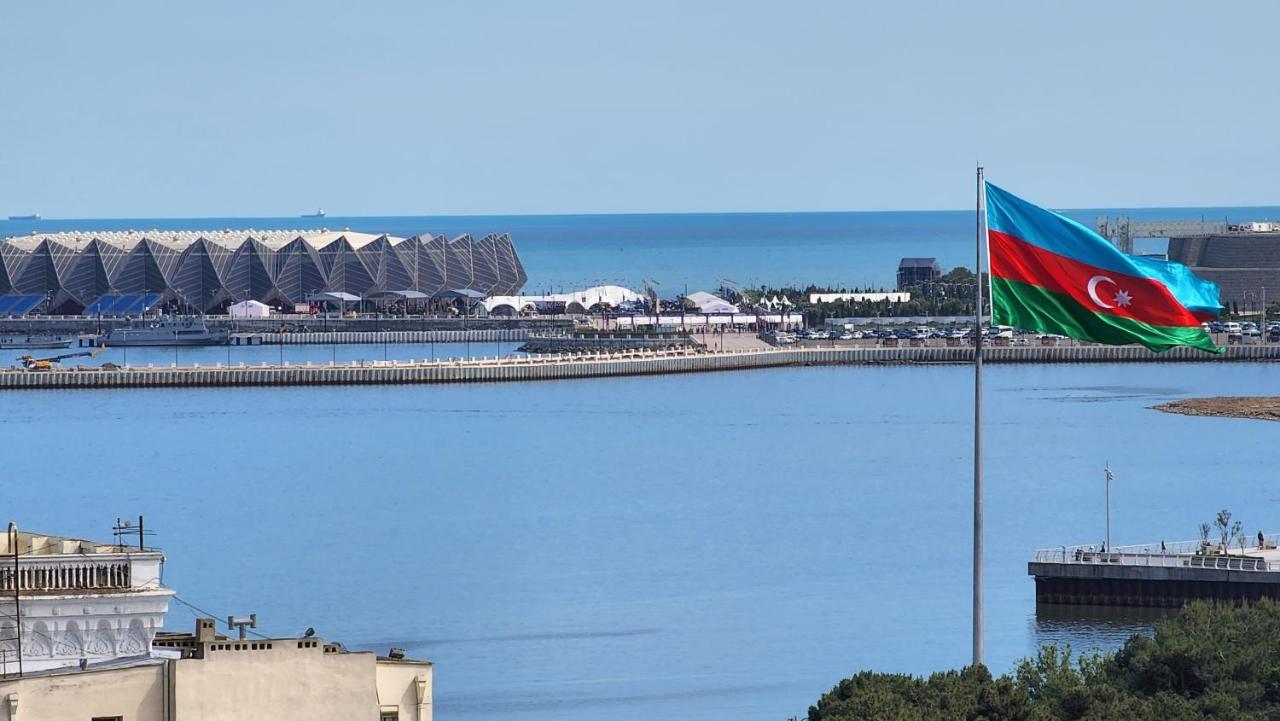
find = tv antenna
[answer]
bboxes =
[113,516,156,551]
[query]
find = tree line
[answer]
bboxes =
[809,601,1280,721]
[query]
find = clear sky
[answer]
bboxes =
[2,1,1277,217]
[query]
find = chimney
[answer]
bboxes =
[196,618,217,642]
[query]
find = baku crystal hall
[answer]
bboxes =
[0,229,528,314]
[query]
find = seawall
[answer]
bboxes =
[3,344,1277,391]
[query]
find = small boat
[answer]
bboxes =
[104,317,229,347]
[301,208,326,218]
[0,333,73,349]
[7,213,40,221]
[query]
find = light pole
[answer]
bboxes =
[1262,286,1268,343]
[1104,462,1113,553]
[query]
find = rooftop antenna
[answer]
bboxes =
[113,515,155,551]
[228,614,257,640]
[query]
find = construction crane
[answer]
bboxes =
[18,346,104,371]
[718,278,740,302]
[642,278,661,311]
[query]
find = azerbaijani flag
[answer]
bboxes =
[986,183,1223,353]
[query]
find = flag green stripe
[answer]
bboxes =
[991,277,1222,354]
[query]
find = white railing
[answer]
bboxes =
[0,560,132,592]
[1034,534,1280,572]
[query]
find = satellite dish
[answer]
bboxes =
[304,627,315,638]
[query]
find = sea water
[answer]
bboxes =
[4,205,1279,293]
[4,361,1277,720]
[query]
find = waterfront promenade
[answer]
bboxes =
[1030,536,1280,607]
[4,343,1279,390]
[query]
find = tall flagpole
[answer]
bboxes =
[973,166,986,667]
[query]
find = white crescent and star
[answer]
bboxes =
[1087,275,1133,309]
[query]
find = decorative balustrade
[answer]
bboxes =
[0,560,131,592]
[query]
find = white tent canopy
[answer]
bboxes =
[484,284,644,314]
[228,299,271,318]
[685,291,737,314]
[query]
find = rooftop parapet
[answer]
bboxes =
[0,527,166,594]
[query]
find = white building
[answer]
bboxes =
[0,526,173,674]
[0,524,433,721]
[228,299,272,318]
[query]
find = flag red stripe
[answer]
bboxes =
[988,230,1204,328]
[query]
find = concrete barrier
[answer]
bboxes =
[263,329,529,344]
[2,344,1277,390]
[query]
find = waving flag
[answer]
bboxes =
[985,183,1223,353]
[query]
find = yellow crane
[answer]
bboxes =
[18,345,104,371]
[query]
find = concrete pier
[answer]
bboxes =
[2,343,1278,391]
[1030,538,1280,607]
[262,329,529,344]
[77,329,531,347]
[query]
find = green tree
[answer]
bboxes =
[809,601,1280,721]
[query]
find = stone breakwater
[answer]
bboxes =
[3,344,1278,391]
[1154,397,1280,422]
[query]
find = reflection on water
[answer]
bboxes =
[1031,604,1176,658]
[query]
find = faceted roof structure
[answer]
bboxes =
[0,229,527,313]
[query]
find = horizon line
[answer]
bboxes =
[5,201,1280,223]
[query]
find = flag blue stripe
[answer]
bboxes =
[986,182,1222,317]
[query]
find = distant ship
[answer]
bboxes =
[7,213,40,221]
[301,208,326,218]
[0,333,72,350]
[103,317,229,347]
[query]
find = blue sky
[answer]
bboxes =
[2,1,1276,217]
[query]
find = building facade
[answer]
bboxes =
[0,229,527,314]
[0,528,173,674]
[0,526,432,720]
[1166,230,1280,308]
[0,620,432,721]
[896,257,940,290]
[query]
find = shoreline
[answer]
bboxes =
[1153,397,1280,422]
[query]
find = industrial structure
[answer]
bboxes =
[1097,216,1280,307]
[896,257,940,290]
[0,229,527,314]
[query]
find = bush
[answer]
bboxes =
[809,601,1280,721]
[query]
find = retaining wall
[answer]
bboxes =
[3,344,1277,391]
[1030,561,1280,607]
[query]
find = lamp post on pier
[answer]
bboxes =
[1105,462,1113,553]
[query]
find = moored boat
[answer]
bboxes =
[0,333,73,349]
[103,317,229,346]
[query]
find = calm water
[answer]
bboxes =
[5,362,1278,720]
[4,205,1280,292]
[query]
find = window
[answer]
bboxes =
[91,717,123,721]
[380,713,399,721]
